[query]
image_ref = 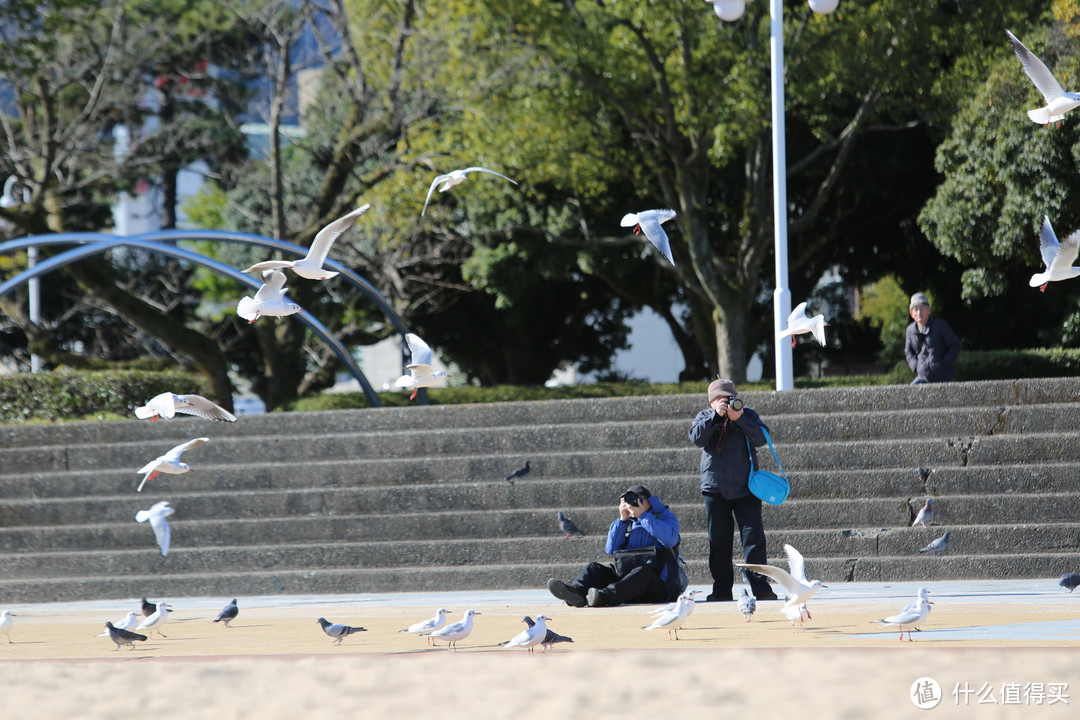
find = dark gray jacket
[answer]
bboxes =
[905,317,961,383]
[688,406,768,500]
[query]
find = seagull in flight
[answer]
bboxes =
[394,333,450,399]
[135,392,237,423]
[1029,215,1080,292]
[736,544,828,612]
[1006,30,1080,126]
[242,204,370,280]
[621,209,677,266]
[136,437,209,492]
[421,167,518,216]
[135,501,175,556]
[778,301,827,348]
[236,270,303,324]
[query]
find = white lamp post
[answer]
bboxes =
[1,175,41,373]
[708,0,838,390]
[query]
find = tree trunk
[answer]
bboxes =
[713,303,748,384]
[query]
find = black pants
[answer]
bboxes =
[704,492,772,598]
[570,562,668,605]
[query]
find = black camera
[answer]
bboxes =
[728,397,744,412]
[621,491,640,507]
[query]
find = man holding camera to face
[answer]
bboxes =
[547,485,682,608]
[688,378,779,602]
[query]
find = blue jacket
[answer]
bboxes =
[688,406,768,500]
[604,495,681,599]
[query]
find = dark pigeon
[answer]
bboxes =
[141,597,156,617]
[106,621,147,651]
[912,497,934,528]
[919,531,950,556]
[505,460,530,484]
[317,617,367,645]
[520,615,573,651]
[213,598,239,627]
[557,511,585,538]
[1059,573,1080,593]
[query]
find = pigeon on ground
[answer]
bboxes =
[737,544,828,613]
[399,608,450,646]
[242,204,370,280]
[778,301,827,348]
[136,437,209,492]
[641,589,701,640]
[136,602,173,639]
[96,611,140,637]
[316,617,367,645]
[874,588,933,642]
[519,616,574,652]
[737,588,757,623]
[500,614,550,653]
[557,511,585,538]
[105,621,147,651]
[422,609,480,651]
[1058,572,1080,593]
[421,167,518,217]
[135,501,175,557]
[1006,30,1080,126]
[505,461,530,484]
[1029,215,1080,292]
[394,333,450,400]
[0,610,14,643]
[620,209,678,267]
[912,497,934,527]
[236,269,303,323]
[213,598,239,628]
[919,531,951,556]
[135,392,237,423]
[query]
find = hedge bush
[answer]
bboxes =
[0,369,209,424]
[888,348,1080,384]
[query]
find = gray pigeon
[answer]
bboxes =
[737,588,757,623]
[520,615,574,651]
[505,460,530,484]
[557,511,585,538]
[141,597,157,617]
[213,598,238,627]
[105,621,147,651]
[316,617,367,645]
[912,497,934,527]
[919,531,950,556]
[1059,572,1080,593]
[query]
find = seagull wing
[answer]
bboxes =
[253,270,288,302]
[421,174,450,216]
[148,509,172,557]
[1040,216,1063,270]
[177,394,237,422]
[242,260,294,274]
[637,214,675,266]
[1052,230,1080,272]
[810,314,827,346]
[1007,30,1066,102]
[163,437,209,463]
[787,302,809,327]
[404,333,434,366]
[462,166,519,185]
[735,562,804,596]
[783,544,809,585]
[308,204,370,266]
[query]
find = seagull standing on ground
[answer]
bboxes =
[1006,30,1080,126]
[213,598,239,628]
[641,590,701,640]
[135,501,175,556]
[874,588,933,641]
[778,301,827,348]
[737,588,757,623]
[105,621,147,651]
[135,392,237,423]
[399,608,450,646]
[1029,215,1080,292]
[137,438,209,492]
[96,611,140,637]
[557,511,584,538]
[519,616,574,652]
[737,544,828,613]
[920,531,951,556]
[421,167,518,217]
[1058,572,1080,593]
[236,269,303,324]
[423,609,480,651]
[317,617,367,645]
[500,614,551,653]
[0,610,14,643]
[620,209,678,266]
[394,333,450,400]
[782,600,811,632]
[912,497,934,528]
[505,461,530,484]
[242,204,370,280]
[136,602,173,639]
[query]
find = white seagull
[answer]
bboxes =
[1029,215,1080,292]
[136,437,209,492]
[394,333,450,399]
[236,270,303,324]
[501,614,550,653]
[135,501,175,557]
[242,204,370,280]
[641,589,700,640]
[736,543,828,613]
[874,588,933,642]
[95,611,141,637]
[399,608,451,646]
[421,167,518,216]
[778,301,827,348]
[135,601,173,639]
[621,209,677,266]
[422,609,480,651]
[782,600,811,632]
[0,610,14,643]
[1006,30,1080,126]
[135,392,237,423]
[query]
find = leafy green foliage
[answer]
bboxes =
[855,275,913,362]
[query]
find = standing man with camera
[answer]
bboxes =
[547,485,682,608]
[688,378,778,602]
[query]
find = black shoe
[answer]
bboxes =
[705,593,734,602]
[586,588,614,607]
[548,578,587,607]
[755,590,780,601]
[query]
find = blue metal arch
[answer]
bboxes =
[0,232,407,407]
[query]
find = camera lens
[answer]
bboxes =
[730,398,744,411]
[622,491,639,506]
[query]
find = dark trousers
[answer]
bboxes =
[704,493,772,598]
[570,562,668,605]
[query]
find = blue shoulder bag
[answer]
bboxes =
[746,428,790,505]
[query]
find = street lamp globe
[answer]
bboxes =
[808,0,839,14]
[709,1,747,22]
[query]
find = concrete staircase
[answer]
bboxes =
[1,377,1078,603]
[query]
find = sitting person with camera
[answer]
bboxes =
[547,485,682,608]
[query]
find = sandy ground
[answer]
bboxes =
[1,590,1078,718]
